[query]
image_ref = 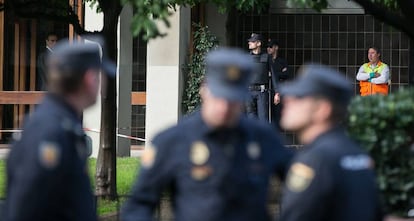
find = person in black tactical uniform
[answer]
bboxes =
[4,39,116,221]
[246,33,271,122]
[267,39,289,130]
[279,64,383,221]
[121,48,293,221]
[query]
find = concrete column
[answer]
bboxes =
[83,5,103,158]
[145,7,191,143]
[117,5,133,156]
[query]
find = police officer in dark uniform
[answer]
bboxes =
[278,64,383,221]
[246,33,271,122]
[5,39,116,221]
[121,48,293,221]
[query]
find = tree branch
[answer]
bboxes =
[10,1,102,36]
[353,0,414,39]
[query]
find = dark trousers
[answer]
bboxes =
[271,102,282,130]
[246,90,269,122]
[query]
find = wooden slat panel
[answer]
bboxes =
[69,0,74,41]
[0,0,4,90]
[18,22,27,127]
[0,91,45,104]
[30,20,37,113]
[131,92,146,105]
[30,20,36,91]
[13,23,20,128]
[0,0,4,139]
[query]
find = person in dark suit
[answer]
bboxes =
[267,39,289,130]
[5,39,116,221]
[36,33,58,91]
[121,48,293,221]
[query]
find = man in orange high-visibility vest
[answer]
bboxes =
[356,47,390,96]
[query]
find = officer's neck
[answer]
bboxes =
[299,123,332,145]
[251,48,261,55]
[63,94,88,117]
[272,51,278,59]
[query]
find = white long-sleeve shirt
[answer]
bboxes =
[356,62,390,84]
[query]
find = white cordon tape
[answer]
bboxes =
[0,129,146,142]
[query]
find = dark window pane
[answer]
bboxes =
[365,16,373,32]
[348,16,356,32]
[304,15,312,32]
[330,16,338,32]
[313,33,321,48]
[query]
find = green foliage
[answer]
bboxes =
[288,0,399,11]
[0,160,5,198]
[0,157,139,215]
[96,0,269,40]
[182,24,219,114]
[347,89,414,215]
[88,157,140,215]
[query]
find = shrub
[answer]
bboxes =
[182,23,219,114]
[347,89,414,216]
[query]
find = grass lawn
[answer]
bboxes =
[0,157,140,216]
[0,160,5,198]
[88,157,140,215]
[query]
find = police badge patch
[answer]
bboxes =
[38,142,60,169]
[286,163,315,192]
[190,141,210,165]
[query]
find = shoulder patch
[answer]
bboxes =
[141,144,157,168]
[190,141,210,165]
[38,142,61,169]
[247,142,261,160]
[286,162,315,192]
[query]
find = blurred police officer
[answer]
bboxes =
[246,33,270,122]
[278,64,383,221]
[5,39,116,221]
[121,48,292,221]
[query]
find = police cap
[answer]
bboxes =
[280,63,352,105]
[267,39,279,48]
[205,48,254,101]
[50,39,116,77]
[247,33,263,42]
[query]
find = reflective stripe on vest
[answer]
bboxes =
[359,62,388,96]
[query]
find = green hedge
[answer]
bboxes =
[348,89,414,216]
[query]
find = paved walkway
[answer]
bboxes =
[0,149,143,160]
[0,149,9,159]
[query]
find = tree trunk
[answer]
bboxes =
[95,1,121,200]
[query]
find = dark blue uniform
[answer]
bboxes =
[246,52,270,121]
[269,56,289,130]
[121,111,293,221]
[5,94,96,221]
[281,127,382,221]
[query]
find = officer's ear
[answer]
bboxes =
[313,98,333,123]
[257,41,262,47]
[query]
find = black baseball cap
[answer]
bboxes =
[267,39,279,48]
[247,33,263,42]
